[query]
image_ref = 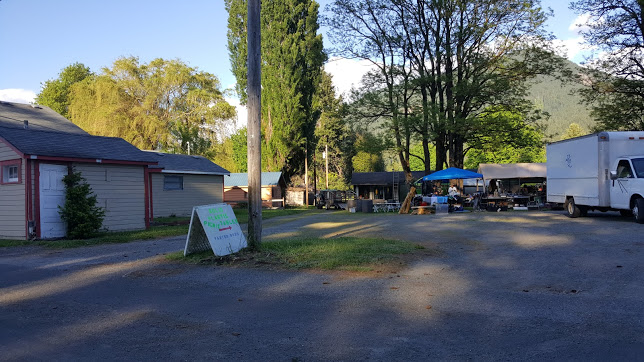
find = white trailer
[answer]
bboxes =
[546,131,644,223]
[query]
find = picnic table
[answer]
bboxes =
[481,196,511,211]
[374,202,401,212]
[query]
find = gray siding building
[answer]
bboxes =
[145,152,229,218]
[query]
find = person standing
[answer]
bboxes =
[448,184,458,197]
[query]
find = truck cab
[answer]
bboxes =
[609,157,644,218]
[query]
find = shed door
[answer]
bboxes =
[40,164,67,238]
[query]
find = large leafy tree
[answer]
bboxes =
[325,0,558,210]
[351,131,387,172]
[325,0,418,211]
[571,0,644,130]
[399,0,557,169]
[226,0,326,179]
[68,57,235,154]
[464,109,546,168]
[35,62,92,119]
[409,142,435,171]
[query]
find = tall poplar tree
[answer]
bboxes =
[313,71,352,184]
[226,0,326,179]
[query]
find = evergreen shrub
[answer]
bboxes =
[58,171,105,239]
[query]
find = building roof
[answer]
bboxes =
[144,151,229,175]
[225,172,284,187]
[0,126,157,163]
[351,171,427,185]
[477,163,547,180]
[0,101,88,135]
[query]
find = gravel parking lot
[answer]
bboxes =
[1,210,643,361]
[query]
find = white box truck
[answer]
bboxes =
[546,131,644,223]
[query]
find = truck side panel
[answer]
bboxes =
[547,135,602,206]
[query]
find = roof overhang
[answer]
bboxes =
[161,169,230,176]
[0,136,25,157]
[25,155,157,166]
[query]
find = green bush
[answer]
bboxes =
[58,172,105,239]
[235,201,249,209]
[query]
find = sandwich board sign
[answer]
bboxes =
[184,203,247,256]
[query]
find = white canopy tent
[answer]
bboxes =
[477,163,546,180]
[476,163,547,195]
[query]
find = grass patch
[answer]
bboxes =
[0,239,34,247]
[165,250,213,263]
[168,237,424,272]
[262,237,421,270]
[35,225,189,249]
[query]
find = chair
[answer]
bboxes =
[386,202,400,212]
[472,193,482,212]
[373,200,386,213]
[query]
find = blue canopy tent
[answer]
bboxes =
[418,167,485,196]
[420,167,483,181]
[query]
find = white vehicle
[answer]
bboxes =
[546,131,644,223]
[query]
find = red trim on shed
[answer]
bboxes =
[24,158,29,239]
[34,160,40,239]
[0,158,22,184]
[148,170,154,221]
[144,167,150,229]
[24,158,32,240]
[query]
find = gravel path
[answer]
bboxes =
[1,210,643,361]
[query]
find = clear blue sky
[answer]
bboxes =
[0,0,584,104]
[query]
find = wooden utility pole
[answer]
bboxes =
[325,143,329,189]
[305,139,309,207]
[313,149,317,196]
[247,0,262,249]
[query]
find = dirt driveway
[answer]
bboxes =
[1,210,643,361]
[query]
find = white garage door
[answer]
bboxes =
[40,164,67,238]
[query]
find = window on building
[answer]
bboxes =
[1,160,21,184]
[163,175,183,190]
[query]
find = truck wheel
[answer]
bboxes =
[564,198,581,218]
[633,198,644,224]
